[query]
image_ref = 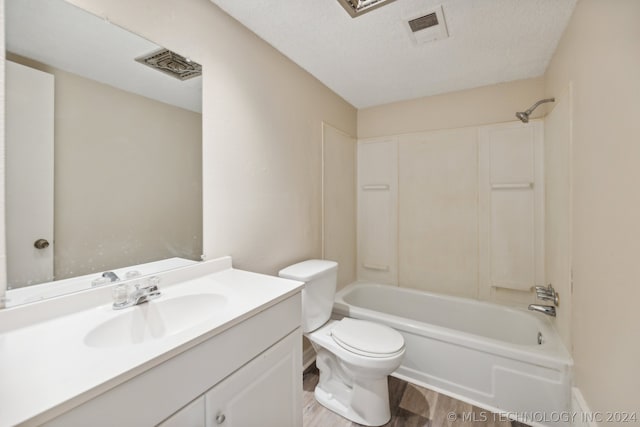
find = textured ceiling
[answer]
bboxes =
[210,0,577,108]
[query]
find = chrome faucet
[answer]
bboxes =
[102,271,120,283]
[529,284,559,316]
[112,276,161,310]
[528,304,556,317]
[534,284,559,306]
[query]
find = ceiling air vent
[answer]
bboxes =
[403,5,449,45]
[408,12,439,33]
[337,0,397,18]
[135,49,202,81]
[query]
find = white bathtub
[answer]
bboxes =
[333,282,573,426]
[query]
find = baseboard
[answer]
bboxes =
[572,387,598,427]
[302,346,316,371]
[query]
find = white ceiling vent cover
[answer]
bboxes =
[403,5,448,45]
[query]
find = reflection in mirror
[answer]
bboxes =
[4,0,203,307]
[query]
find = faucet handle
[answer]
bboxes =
[537,292,559,303]
[125,270,141,279]
[534,284,559,306]
[137,276,161,300]
[91,276,111,287]
[112,283,133,308]
[147,276,161,299]
[137,276,160,291]
[536,289,552,298]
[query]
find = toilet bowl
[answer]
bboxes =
[279,260,405,426]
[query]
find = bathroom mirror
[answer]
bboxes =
[3,0,203,307]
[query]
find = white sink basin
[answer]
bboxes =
[84,294,227,348]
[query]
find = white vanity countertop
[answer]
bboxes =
[0,258,303,426]
[5,257,198,307]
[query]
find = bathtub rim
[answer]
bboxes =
[333,281,573,370]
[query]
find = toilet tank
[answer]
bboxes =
[279,260,338,333]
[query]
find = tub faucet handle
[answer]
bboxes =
[534,284,559,306]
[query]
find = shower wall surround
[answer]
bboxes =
[357,122,544,306]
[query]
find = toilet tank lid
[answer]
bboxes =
[279,260,337,281]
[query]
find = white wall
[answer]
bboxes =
[63,0,357,277]
[398,129,478,298]
[478,122,545,306]
[545,0,640,417]
[357,139,398,285]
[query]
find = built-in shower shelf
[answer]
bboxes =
[362,263,390,271]
[490,182,533,190]
[361,184,390,191]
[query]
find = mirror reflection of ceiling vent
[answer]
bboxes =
[135,49,202,81]
[409,12,439,32]
[337,0,397,18]
[404,5,449,44]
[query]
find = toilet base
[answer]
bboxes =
[314,377,391,426]
[313,348,392,426]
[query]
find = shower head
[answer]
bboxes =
[515,98,555,123]
[515,111,530,123]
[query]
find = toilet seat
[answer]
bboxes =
[331,318,404,358]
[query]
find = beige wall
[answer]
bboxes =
[322,123,356,290]
[7,54,202,280]
[358,77,545,138]
[65,0,357,277]
[545,0,640,416]
[0,0,5,302]
[543,86,572,350]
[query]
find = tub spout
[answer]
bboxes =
[528,304,556,317]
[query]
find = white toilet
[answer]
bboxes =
[279,260,405,426]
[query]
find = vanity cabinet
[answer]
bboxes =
[158,331,300,427]
[204,329,300,426]
[44,294,302,427]
[159,396,205,427]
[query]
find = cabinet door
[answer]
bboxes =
[205,330,302,427]
[158,396,205,427]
